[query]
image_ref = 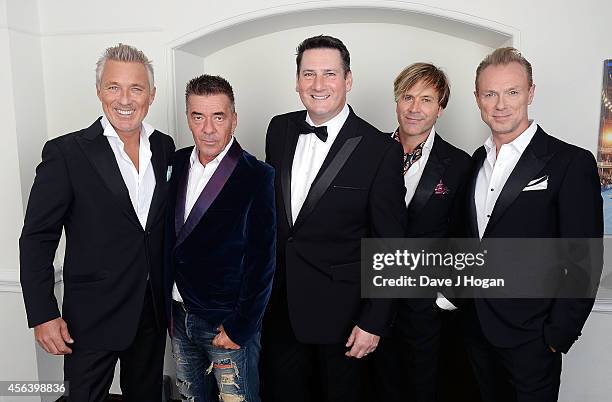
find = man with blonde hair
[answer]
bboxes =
[20,43,175,401]
[461,47,602,402]
[371,62,477,402]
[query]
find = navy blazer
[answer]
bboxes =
[164,141,276,346]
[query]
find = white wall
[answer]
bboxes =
[1,0,611,400]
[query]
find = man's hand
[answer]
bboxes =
[345,325,379,359]
[212,325,241,350]
[34,317,74,355]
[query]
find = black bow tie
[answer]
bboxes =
[298,121,328,142]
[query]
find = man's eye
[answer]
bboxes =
[508,90,519,95]
[214,116,224,122]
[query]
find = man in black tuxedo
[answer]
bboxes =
[461,47,603,402]
[262,35,407,402]
[19,44,175,401]
[371,63,479,402]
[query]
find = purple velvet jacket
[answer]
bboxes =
[164,140,276,345]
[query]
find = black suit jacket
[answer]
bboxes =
[264,107,407,344]
[20,117,175,350]
[405,133,472,237]
[164,142,276,345]
[464,126,603,353]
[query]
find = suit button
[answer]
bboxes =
[287,236,294,243]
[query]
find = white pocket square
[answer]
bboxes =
[166,166,173,182]
[523,175,548,191]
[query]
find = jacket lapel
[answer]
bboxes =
[174,140,243,249]
[293,109,362,230]
[484,128,552,237]
[407,133,449,217]
[145,131,168,230]
[281,114,303,229]
[468,146,486,237]
[76,118,141,229]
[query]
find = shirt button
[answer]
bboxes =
[486,214,491,218]
[490,188,494,191]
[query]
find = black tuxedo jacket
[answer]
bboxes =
[405,133,472,237]
[463,126,603,353]
[264,107,407,344]
[164,142,276,346]
[20,117,175,350]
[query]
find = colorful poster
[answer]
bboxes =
[597,60,612,233]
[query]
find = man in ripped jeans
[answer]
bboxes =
[164,74,276,401]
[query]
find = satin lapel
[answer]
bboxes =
[468,147,486,237]
[145,132,167,230]
[484,129,551,237]
[76,119,140,228]
[174,140,243,249]
[407,134,449,218]
[293,113,362,230]
[174,150,191,237]
[281,115,302,229]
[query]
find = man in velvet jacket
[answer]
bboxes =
[164,74,275,402]
[460,47,603,402]
[19,44,175,401]
[261,35,407,402]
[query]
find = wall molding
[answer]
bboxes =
[165,0,519,149]
[0,267,62,293]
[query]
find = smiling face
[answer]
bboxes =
[475,62,535,143]
[296,48,352,125]
[396,79,443,141]
[187,93,237,166]
[96,60,155,138]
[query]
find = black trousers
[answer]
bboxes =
[261,332,366,402]
[63,285,166,402]
[370,299,441,402]
[464,307,562,402]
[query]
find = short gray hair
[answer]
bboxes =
[95,43,154,89]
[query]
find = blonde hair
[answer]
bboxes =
[475,47,532,91]
[393,63,450,109]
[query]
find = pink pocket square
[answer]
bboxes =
[434,180,450,195]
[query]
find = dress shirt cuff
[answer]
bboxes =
[435,292,458,311]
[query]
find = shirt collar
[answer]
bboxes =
[101,116,154,139]
[392,125,436,153]
[484,120,537,155]
[189,136,235,168]
[305,103,350,142]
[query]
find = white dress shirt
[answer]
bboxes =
[436,121,537,311]
[101,117,155,229]
[403,126,436,207]
[475,121,537,239]
[172,137,235,302]
[290,104,350,222]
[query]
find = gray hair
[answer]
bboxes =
[95,43,154,89]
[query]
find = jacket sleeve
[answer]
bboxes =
[19,140,72,327]
[544,149,603,353]
[222,165,277,345]
[357,140,407,335]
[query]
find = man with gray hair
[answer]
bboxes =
[20,43,175,401]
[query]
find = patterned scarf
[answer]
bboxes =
[392,129,426,175]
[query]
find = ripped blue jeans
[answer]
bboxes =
[172,302,261,402]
